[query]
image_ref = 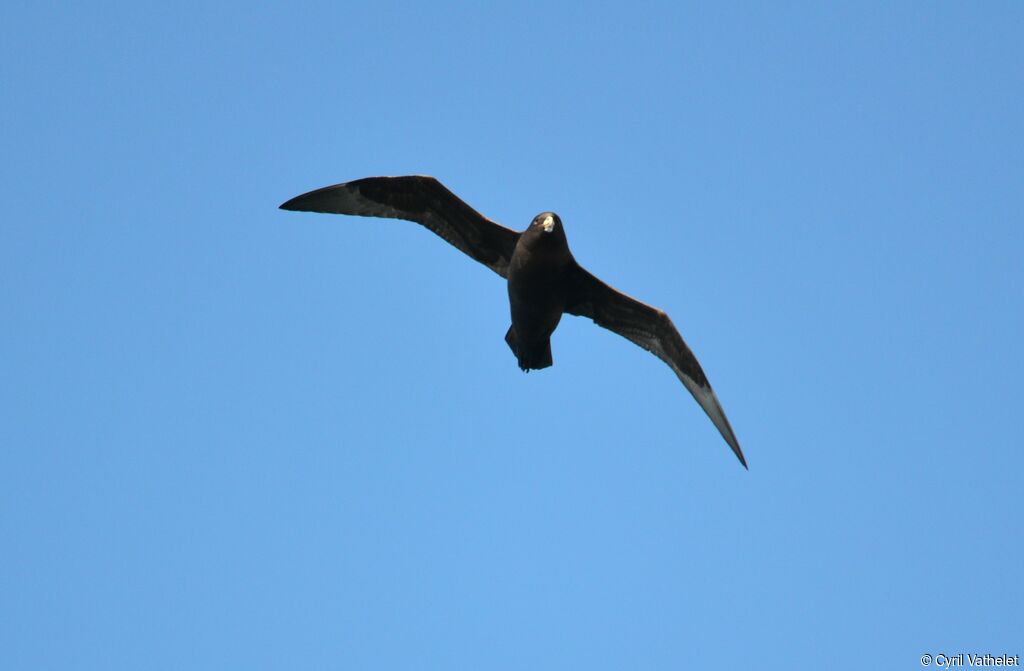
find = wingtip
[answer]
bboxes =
[730,440,748,469]
[279,182,352,213]
[280,185,331,211]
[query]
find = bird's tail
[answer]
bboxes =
[505,326,553,371]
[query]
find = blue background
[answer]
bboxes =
[3,2,1021,668]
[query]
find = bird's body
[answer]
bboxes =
[506,213,571,371]
[280,176,747,468]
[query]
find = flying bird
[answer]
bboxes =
[280,176,747,468]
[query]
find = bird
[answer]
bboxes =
[280,175,747,468]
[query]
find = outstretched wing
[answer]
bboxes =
[280,176,520,278]
[565,263,746,468]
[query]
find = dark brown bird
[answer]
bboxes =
[280,176,747,468]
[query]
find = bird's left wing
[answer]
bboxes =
[280,176,520,278]
[564,263,746,468]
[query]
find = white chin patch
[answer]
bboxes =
[542,215,555,232]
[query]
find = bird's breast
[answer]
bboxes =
[508,246,570,297]
[506,245,571,339]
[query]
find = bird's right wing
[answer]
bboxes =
[280,176,520,278]
[564,263,746,468]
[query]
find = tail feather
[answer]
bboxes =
[505,326,553,371]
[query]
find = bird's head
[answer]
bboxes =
[520,212,568,252]
[530,212,562,235]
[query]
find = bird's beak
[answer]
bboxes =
[541,216,555,233]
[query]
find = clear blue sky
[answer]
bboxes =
[3,2,1021,668]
